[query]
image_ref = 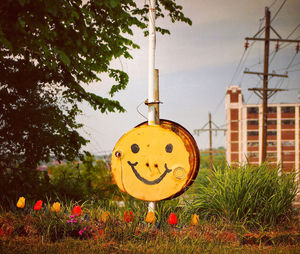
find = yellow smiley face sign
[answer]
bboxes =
[111,120,200,201]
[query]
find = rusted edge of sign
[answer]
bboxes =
[136,119,200,200]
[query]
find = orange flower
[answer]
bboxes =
[72,205,82,216]
[191,214,199,226]
[145,211,156,224]
[16,197,25,208]
[124,211,133,222]
[101,211,110,222]
[33,200,43,211]
[51,202,61,213]
[167,213,177,226]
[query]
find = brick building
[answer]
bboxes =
[225,86,299,185]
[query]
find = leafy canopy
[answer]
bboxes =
[0,0,191,168]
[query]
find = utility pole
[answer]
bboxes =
[261,7,270,163]
[244,7,300,163]
[208,113,213,172]
[194,113,226,177]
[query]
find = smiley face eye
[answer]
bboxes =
[131,144,140,153]
[165,143,173,153]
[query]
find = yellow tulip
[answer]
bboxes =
[16,197,25,208]
[51,202,61,213]
[191,214,200,226]
[101,211,110,222]
[145,211,156,224]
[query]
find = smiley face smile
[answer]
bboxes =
[127,161,172,185]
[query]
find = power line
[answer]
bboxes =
[269,0,279,9]
[277,35,300,51]
[244,6,300,162]
[287,68,300,73]
[230,15,265,88]
[271,0,287,23]
[229,49,247,86]
[286,23,300,39]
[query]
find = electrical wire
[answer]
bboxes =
[213,14,266,116]
[229,49,247,86]
[286,23,300,39]
[277,35,300,51]
[136,100,147,120]
[269,0,279,9]
[271,0,287,23]
[288,68,300,72]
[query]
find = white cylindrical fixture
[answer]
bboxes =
[148,0,156,125]
[148,0,156,213]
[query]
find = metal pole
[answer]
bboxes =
[262,7,270,163]
[154,69,160,125]
[148,0,156,126]
[148,0,157,213]
[209,112,213,177]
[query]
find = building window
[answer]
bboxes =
[248,141,259,147]
[267,152,277,158]
[267,107,277,113]
[248,120,258,125]
[267,131,277,136]
[248,131,259,136]
[267,120,276,125]
[248,152,258,158]
[267,141,276,147]
[281,140,295,146]
[281,106,295,113]
[247,107,258,114]
[282,120,295,125]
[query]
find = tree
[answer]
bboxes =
[0,0,191,170]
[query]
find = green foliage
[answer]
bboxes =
[0,166,51,207]
[0,155,121,206]
[48,155,121,201]
[191,163,298,228]
[200,151,227,169]
[0,0,191,172]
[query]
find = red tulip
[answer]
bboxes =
[168,213,177,226]
[33,200,43,211]
[72,205,82,216]
[124,211,133,222]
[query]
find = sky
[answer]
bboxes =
[78,0,300,156]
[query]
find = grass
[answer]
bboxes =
[191,163,298,228]
[1,233,300,253]
[0,199,299,253]
[0,163,299,253]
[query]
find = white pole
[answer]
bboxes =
[148,0,156,213]
[148,0,156,125]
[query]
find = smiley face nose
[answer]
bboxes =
[145,161,162,175]
[145,162,158,168]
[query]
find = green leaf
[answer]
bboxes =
[72,10,79,19]
[0,37,13,51]
[18,0,26,7]
[57,50,70,66]
[110,0,120,8]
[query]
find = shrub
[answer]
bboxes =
[48,155,121,201]
[0,166,51,208]
[191,163,298,228]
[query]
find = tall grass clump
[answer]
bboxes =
[191,163,298,228]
